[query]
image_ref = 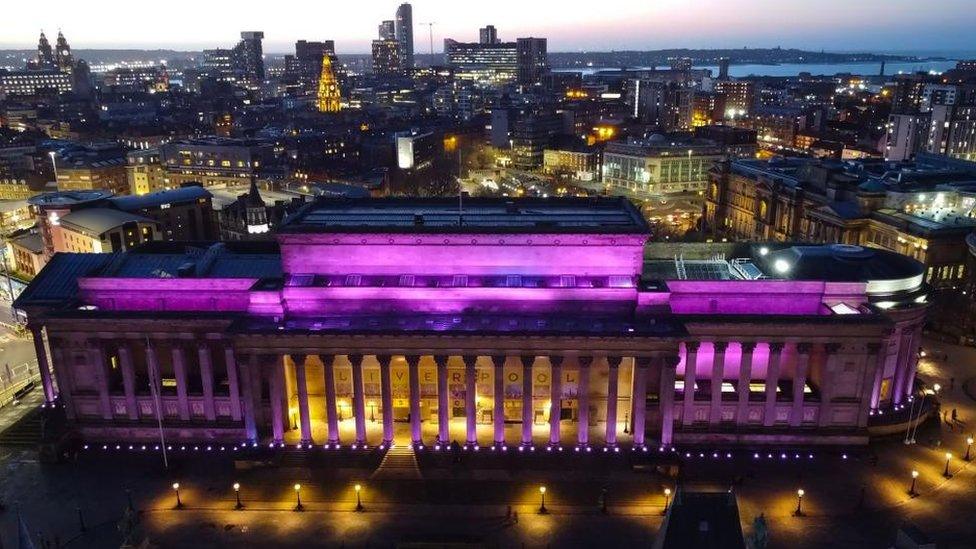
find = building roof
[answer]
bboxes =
[58,208,156,235]
[278,197,651,234]
[97,241,282,279]
[109,186,212,211]
[27,189,113,208]
[8,231,43,254]
[13,253,113,307]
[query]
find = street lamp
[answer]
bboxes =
[909,470,919,497]
[538,486,548,514]
[355,484,364,512]
[943,452,953,478]
[965,437,974,461]
[294,483,303,511]
[233,482,243,510]
[172,483,182,509]
[793,489,804,517]
[933,383,941,394]
[663,488,672,515]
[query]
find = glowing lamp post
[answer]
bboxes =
[793,489,804,517]
[538,486,548,514]
[294,483,304,511]
[943,453,953,478]
[355,484,364,512]
[663,488,672,515]
[909,470,919,497]
[233,482,243,510]
[965,437,974,462]
[172,483,182,509]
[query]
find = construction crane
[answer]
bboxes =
[421,22,436,59]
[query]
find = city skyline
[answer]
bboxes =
[1,0,973,54]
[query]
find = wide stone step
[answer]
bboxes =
[372,445,422,480]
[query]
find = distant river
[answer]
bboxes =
[555,60,961,78]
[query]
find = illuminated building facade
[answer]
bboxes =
[706,156,976,289]
[17,198,927,450]
[317,56,342,113]
[603,138,725,196]
[158,137,274,188]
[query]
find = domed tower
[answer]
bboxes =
[316,55,342,113]
[55,31,74,73]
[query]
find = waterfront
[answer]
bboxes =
[557,59,962,78]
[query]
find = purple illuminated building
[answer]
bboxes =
[15,197,927,449]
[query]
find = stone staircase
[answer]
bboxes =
[371,444,422,480]
[0,408,44,447]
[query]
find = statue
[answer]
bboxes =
[750,513,769,549]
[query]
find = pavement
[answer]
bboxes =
[0,335,975,548]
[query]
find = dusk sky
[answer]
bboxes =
[2,0,973,54]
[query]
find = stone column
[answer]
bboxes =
[492,355,506,445]
[709,342,727,426]
[225,347,242,422]
[88,341,113,420]
[291,354,312,444]
[463,355,478,446]
[377,355,394,445]
[406,355,422,445]
[892,328,915,405]
[790,343,812,427]
[521,355,534,446]
[549,356,563,446]
[239,353,258,442]
[434,355,449,444]
[606,356,622,446]
[763,343,783,427]
[901,326,922,402]
[349,354,367,445]
[818,344,841,427]
[268,354,285,443]
[198,344,216,421]
[682,342,699,427]
[50,347,75,420]
[28,326,55,403]
[659,355,679,447]
[577,357,593,447]
[117,343,139,421]
[631,357,651,446]
[322,355,340,445]
[144,341,160,422]
[860,344,884,427]
[171,345,191,421]
[736,342,756,425]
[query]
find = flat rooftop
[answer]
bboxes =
[278,197,650,234]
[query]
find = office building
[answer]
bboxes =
[603,137,725,195]
[395,3,414,69]
[516,37,548,85]
[480,25,498,45]
[158,137,274,188]
[236,31,266,85]
[378,20,396,41]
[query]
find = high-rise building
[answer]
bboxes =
[235,31,265,85]
[372,40,403,76]
[445,39,517,86]
[516,37,548,85]
[480,25,498,45]
[718,57,730,80]
[317,56,342,113]
[294,40,336,93]
[378,20,396,41]
[395,3,414,69]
